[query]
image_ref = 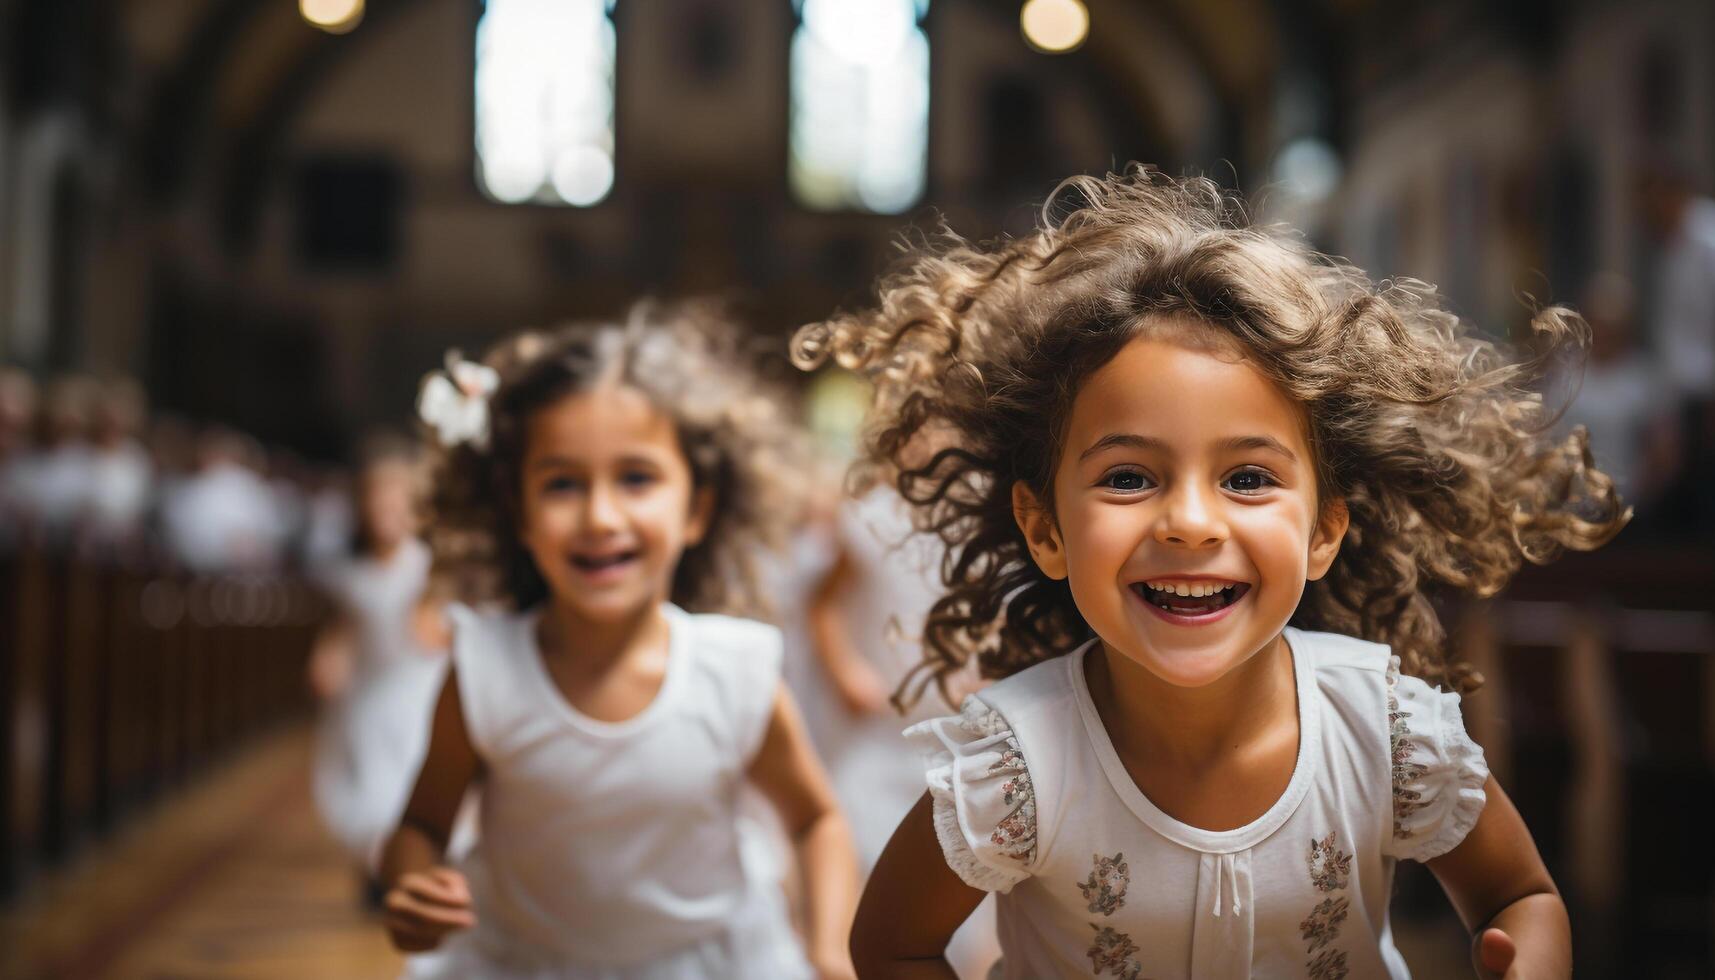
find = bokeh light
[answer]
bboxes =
[1020,0,1088,55]
[299,0,364,35]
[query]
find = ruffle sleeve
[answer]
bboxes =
[902,696,1038,893]
[1382,657,1490,863]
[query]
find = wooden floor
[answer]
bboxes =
[1,725,403,980]
[1,723,1471,980]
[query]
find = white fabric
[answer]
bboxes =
[819,488,1004,979]
[822,487,949,867]
[158,461,288,571]
[312,539,447,871]
[1654,197,1715,398]
[5,443,95,532]
[1560,353,1661,498]
[906,628,1489,980]
[83,440,154,536]
[411,603,809,979]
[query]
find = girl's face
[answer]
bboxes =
[518,383,712,623]
[1014,330,1347,688]
[359,463,418,553]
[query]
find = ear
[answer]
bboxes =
[1306,497,1349,581]
[1011,480,1068,581]
[685,484,717,548]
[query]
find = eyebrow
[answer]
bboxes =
[1217,435,1298,462]
[527,453,666,471]
[1078,433,1167,461]
[1077,432,1298,463]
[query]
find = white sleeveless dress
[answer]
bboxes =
[312,538,447,870]
[907,628,1488,980]
[410,603,811,980]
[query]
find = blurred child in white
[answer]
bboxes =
[310,436,456,885]
[807,473,1000,980]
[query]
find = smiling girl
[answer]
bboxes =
[794,169,1628,979]
[381,309,859,979]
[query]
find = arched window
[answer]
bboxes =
[474,0,617,206]
[788,0,929,214]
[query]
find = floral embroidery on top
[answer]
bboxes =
[1299,896,1350,953]
[1387,660,1431,840]
[1300,827,1352,978]
[1085,924,1146,979]
[1080,852,1130,916]
[960,705,1038,865]
[1308,948,1350,980]
[1307,831,1352,892]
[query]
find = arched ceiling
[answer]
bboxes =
[121,0,1348,208]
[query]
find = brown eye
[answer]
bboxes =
[1101,468,1152,493]
[1223,468,1274,494]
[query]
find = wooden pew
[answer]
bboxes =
[1,547,53,893]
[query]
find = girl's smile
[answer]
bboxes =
[566,546,643,584]
[1131,578,1252,625]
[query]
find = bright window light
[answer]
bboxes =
[789,0,930,214]
[475,0,616,206]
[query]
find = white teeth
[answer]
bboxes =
[1145,581,1234,596]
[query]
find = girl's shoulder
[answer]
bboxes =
[1288,627,1491,862]
[670,607,784,753]
[1288,625,1395,718]
[674,607,783,662]
[1286,625,1393,676]
[973,647,1081,723]
[672,607,784,691]
[899,650,1083,894]
[445,601,531,652]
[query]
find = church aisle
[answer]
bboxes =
[1,725,402,980]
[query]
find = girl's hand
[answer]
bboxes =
[1473,927,1517,979]
[384,867,475,952]
[306,647,351,701]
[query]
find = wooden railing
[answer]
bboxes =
[1418,547,1715,976]
[0,547,325,894]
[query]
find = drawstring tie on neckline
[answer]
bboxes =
[1211,852,1242,917]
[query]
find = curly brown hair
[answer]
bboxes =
[424,302,799,618]
[792,167,1629,704]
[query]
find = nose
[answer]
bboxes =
[1154,481,1228,548]
[580,480,624,534]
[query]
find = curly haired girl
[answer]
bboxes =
[795,169,1626,979]
[382,305,859,979]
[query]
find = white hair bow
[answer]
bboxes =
[418,354,500,449]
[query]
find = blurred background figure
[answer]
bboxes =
[0,366,40,542]
[805,472,1000,980]
[81,378,153,553]
[157,427,288,573]
[6,376,97,544]
[300,464,358,568]
[1637,160,1715,542]
[1554,272,1679,513]
[1,0,1712,976]
[308,435,457,891]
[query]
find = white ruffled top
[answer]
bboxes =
[905,627,1488,980]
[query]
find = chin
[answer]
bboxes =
[1137,652,1247,689]
[553,587,652,622]
[1111,628,1252,689]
